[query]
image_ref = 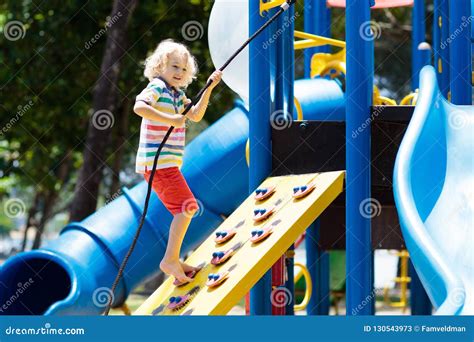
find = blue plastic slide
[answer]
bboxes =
[394,66,473,315]
[0,77,344,315]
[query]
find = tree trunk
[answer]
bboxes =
[21,191,41,251]
[32,190,56,249]
[69,0,138,222]
[32,152,73,249]
[109,97,131,198]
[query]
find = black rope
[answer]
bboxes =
[103,0,295,316]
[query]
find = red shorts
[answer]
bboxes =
[143,167,198,215]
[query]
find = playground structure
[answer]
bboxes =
[0,0,472,316]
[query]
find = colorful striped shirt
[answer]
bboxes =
[135,78,187,173]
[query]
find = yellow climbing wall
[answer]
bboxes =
[134,171,345,316]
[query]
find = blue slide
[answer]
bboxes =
[0,78,344,315]
[394,66,473,315]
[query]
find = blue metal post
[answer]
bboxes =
[409,261,433,315]
[449,0,472,104]
[345,0,374,315]
[412,0,426,89]
[306,221,330,315]
[303,0,331,315]
[436,0,450,97]
[304,0,331,77]
[249,0,273,315]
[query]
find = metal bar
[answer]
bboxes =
[345,0,374,316]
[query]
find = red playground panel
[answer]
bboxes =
[327,0,413,8]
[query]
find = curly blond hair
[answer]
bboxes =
[143,39,198,88]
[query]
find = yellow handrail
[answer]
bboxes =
[294,31,346,49]
[294,262,312,312]
[383,250,411,313]
[373,86,397,106]
[400,91,419,106]
[260,0,287,14]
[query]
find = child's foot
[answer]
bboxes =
[180,262,201,273]
[160,260,193,283]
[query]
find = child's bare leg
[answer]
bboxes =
[160,211,196,283]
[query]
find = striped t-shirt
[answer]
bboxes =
[135,78,187,173]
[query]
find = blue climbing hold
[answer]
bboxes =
[169,296,176,303]
[212,252,218,258]
[221,232,227,237]
[213,275,220,281]
[251,230,257,236]
[301,185,307,192]
[258,230,264,236]
[255,189,261,195]
[218,252,225,258]
[261,189,267,195]
[254,209,260,215]
[293,187,300,193]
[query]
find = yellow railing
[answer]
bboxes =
[383,250,411,313]
[294,262,312,312]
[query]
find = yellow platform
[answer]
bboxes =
[134,171,345,316]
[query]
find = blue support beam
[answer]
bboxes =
[449,0,472,104]
[249,1,273,315]
[304,0,331,77]
[412,0,426,89]
[433,0,450,97]
[306,221,330,315]
[409,261,433,315]
[345,0,374,316]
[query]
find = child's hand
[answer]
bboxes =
[184,98,192,107]
[207,70,223,89]
[171,114,186,127]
